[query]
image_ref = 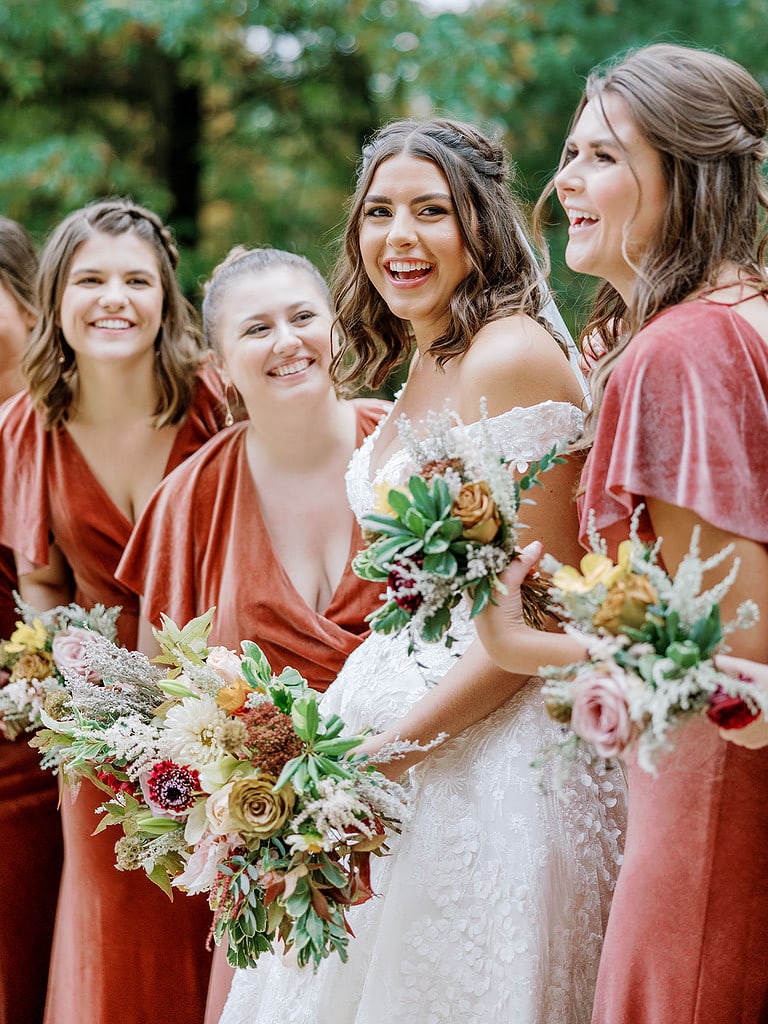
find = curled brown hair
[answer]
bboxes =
[22,198,205,429]
[331,118,564,394]
[535,43,768,435]
[0,217,38,317]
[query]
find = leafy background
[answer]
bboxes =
[2,0,766,362]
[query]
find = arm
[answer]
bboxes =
[16,542,74,611]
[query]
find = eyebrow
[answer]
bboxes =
[363,192,453,204]
[70,266,158,276]
[567,135,624,151]
[237,301,319,327]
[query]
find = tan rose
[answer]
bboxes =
[228,774,295,844]
[10,650,56,682]
[592,574,659,633]
[452,480,501,543]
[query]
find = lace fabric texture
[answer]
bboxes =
[221,401,626,1024]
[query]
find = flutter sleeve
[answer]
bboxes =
[580,302,768,546]
[0,393,52,573]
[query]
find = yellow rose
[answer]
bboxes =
[228,774,295,844]
[372,480,410,517]
[552,540,633,594]
[10,650,56,682]
[452,481,501,544]
[592,574,659,633]
[5,618,49,654]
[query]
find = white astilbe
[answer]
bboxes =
[289,778,381,844]
[97,717,164,778]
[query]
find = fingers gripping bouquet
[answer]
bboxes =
[0,598,119,740]
[540,508,765,773]
[353,404,565,647]
[34,611,409,969]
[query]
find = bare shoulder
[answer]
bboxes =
[458,314,584,420]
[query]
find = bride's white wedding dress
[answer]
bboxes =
[220,400,627,1024]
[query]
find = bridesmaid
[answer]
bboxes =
[116,245,389,1021]
[475,43,768,1024]
[0,217,63,1024]
[0,199,226,1024]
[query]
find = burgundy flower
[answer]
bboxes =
[706,682,760,730]
[388,555,425,613]
[237,703,303,776]
[145,760,201,814]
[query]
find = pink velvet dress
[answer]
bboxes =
[0,372,225,1024]
[117,398,390,1024]
[580,299,768,1024]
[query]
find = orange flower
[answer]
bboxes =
[452,481,501,543]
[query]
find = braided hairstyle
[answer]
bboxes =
[534,43,768,437]
[23,198,205,428]
[330,118,557,394]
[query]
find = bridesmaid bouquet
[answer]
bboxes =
[33,611,409,970]
[0,599,119,740]
[539,508,765,773]
[353,404,564,647]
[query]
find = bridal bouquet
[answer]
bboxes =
[33,611,409,969]
[0,599,119,741]
[353,404,565,647]
[540,508,764,773]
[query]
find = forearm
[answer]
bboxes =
[475,616,587,676]
[363,640,537,776]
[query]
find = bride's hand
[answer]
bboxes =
[473,541,543,669]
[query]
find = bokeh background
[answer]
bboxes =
[2,0,766,360]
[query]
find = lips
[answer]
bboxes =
[385,259,434,283]
[566,208,599,228]
[268,357,314,378]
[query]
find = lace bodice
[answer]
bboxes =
[346,399,584,524]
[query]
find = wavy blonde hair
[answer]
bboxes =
[535,43,768,438]
[330,118,564,395]
[23,198,205,429]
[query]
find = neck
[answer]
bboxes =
[244,390,353,471]
[0,365,25,405]
[69,356,160,425]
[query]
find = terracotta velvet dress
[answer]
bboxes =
[580,299,768,1024]
[117,398,389,1024]
[0,372,224,1024]
[0,536,62,1024]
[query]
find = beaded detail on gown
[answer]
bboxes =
[220,401,626,1024]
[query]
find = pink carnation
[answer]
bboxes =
[570,669,636,759]
[52,627,102,683]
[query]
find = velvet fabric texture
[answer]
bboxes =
[117,397,389,1024]
[580,299,768,1024]
[0,545,17,641]
[0,371,224,1024]
[118,399,390,690]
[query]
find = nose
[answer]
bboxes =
[98,276,128,309]
[554,159,579,197]
[386,209,417,249]
[272,320,301,355]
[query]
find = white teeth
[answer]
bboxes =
[387,260,432,273]
[568,209,599,225]
[93,318,132,329]
[272,358,311,378]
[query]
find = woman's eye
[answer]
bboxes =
[128,277,151,286]
[363,205,391,218]
[245,323,269,336]
[419,205,448,217]
[293,311,316,324]
[595,150,616,164]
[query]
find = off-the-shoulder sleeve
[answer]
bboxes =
[0,393,52,572]
[581,302,768,546]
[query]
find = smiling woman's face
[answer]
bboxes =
[358,152,472,338]
[555,91,668,301]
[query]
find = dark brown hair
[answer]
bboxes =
[22,198,205,428]
[331,118,563,394]
[0,217,38,316]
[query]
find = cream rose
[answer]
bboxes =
[452,480,501,544]
[228,774,295,844]
[570,669,637,759]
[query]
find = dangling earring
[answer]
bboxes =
[224,383,235,427]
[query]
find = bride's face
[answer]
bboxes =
[359,153,472,337]
[216,266,335,407]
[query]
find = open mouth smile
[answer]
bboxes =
[92,318,134,330]
[269,357,314,378]
[566,209,599,229]
[385,259,434,283]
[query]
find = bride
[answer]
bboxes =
[219,118,626,1024]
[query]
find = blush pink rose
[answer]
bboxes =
[570,669,636,759]
[206,646,245,685]
[52,627,102,683]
